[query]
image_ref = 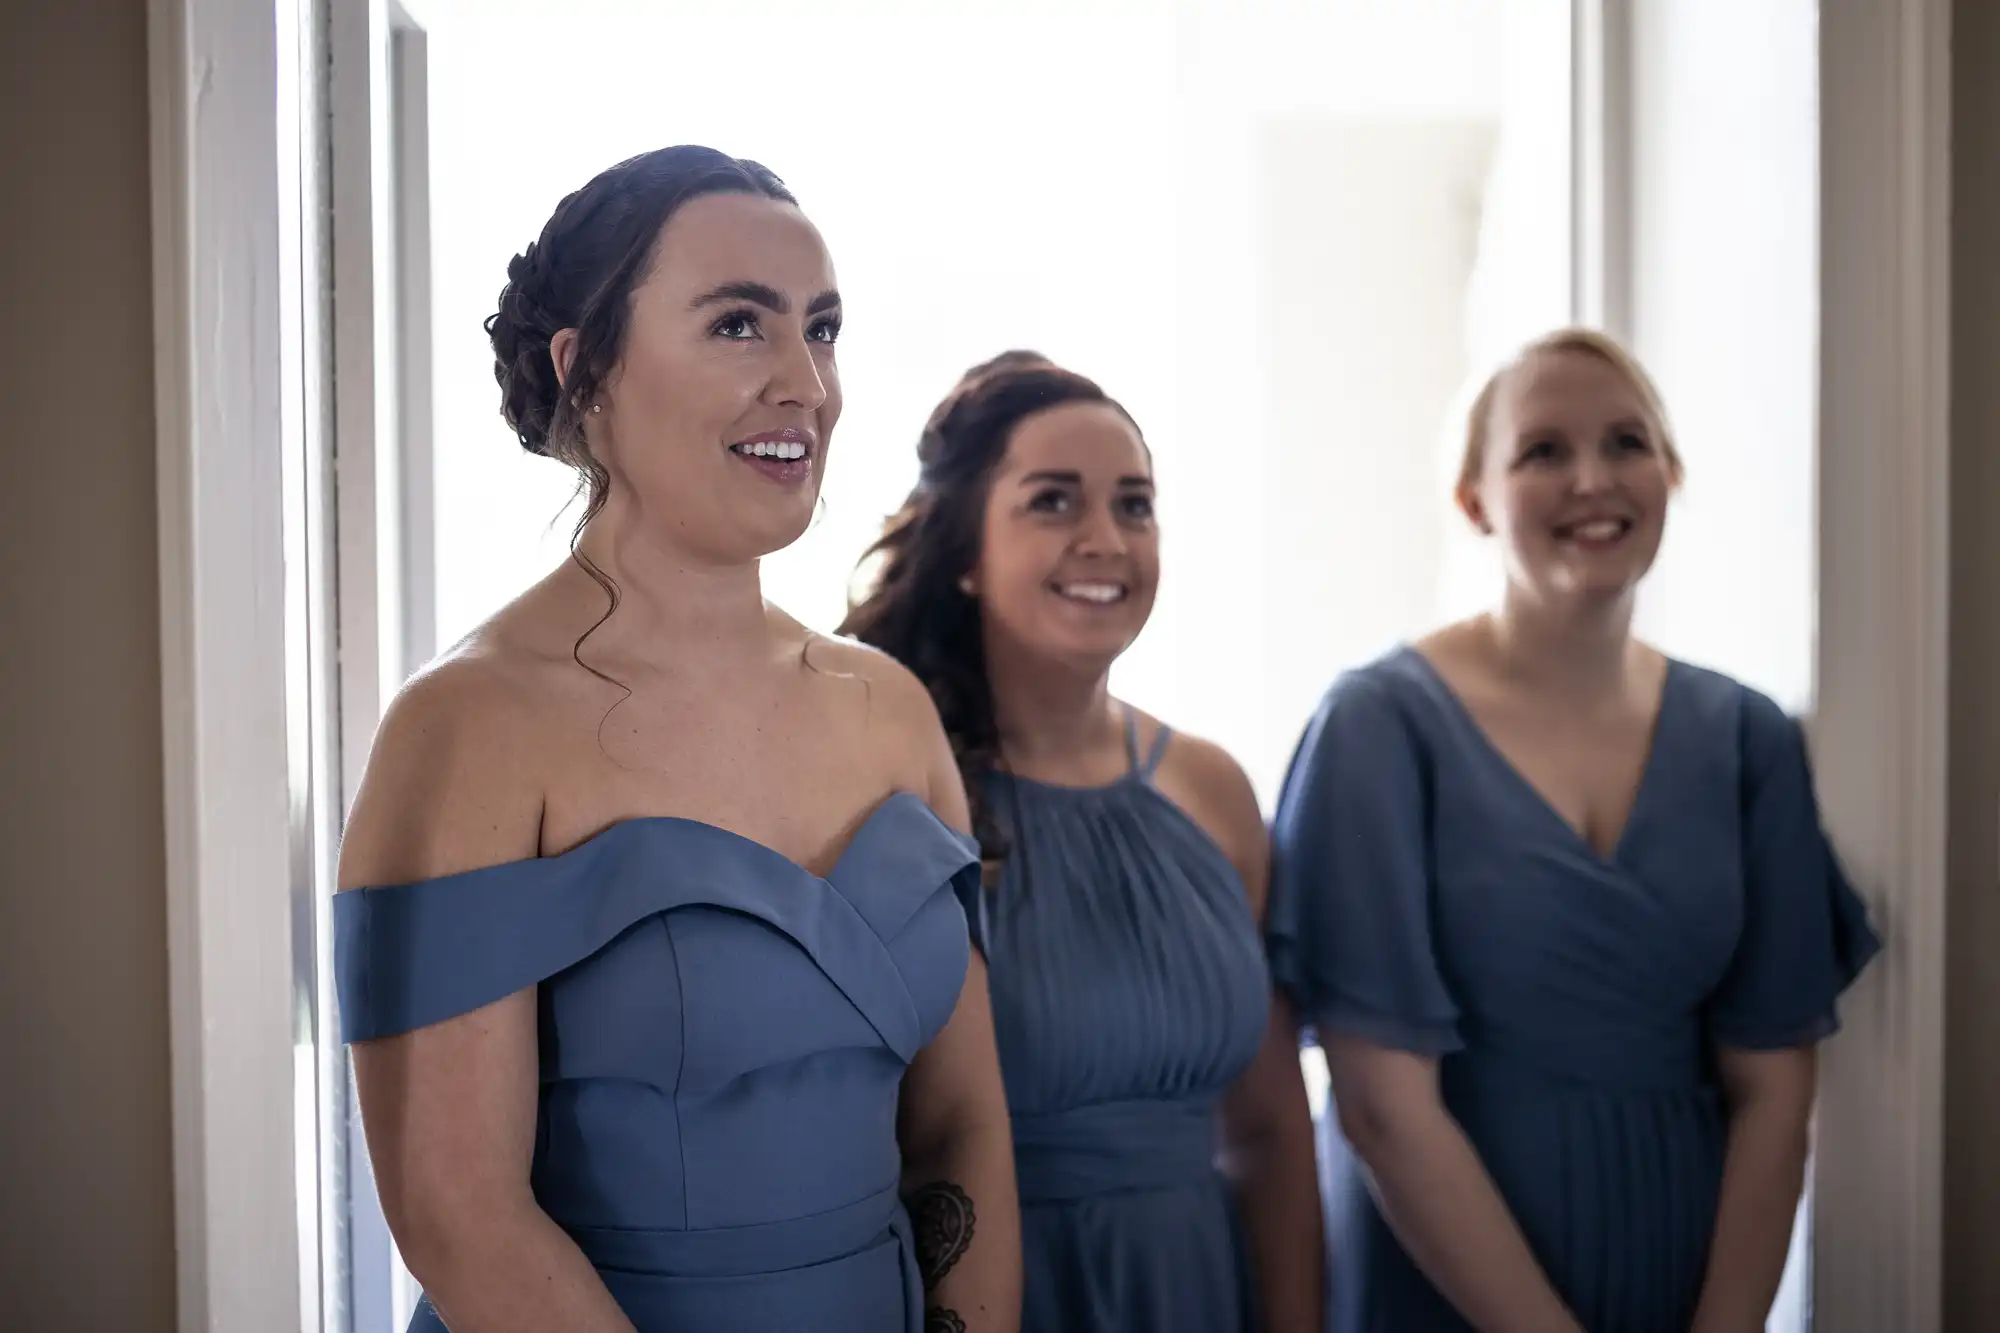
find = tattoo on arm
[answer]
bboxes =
[926,1313,966,1333]
[907,1181,977,1293]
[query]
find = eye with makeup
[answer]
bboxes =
[1610,427,1651,454]
[1024,485,1076,516]
[708,307,842,346]
[1117,490,1156,523]
[711,308,760,341]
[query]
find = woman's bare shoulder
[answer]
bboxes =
[337,636,553,891]
[1127,706,1269,898]
[789,628,942,740]
[795,627,968,826]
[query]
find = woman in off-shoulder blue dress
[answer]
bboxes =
[844,352,1325,1333]
[1269,329,1879,1333]
[334,147,1019,1333]
[338,794,983,1329]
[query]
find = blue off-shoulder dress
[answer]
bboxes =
[1267,648,1880,1333]
[333,791,979,1333]
[968,712,1273,1333]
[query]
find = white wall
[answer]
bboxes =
[1250,118,1498,791]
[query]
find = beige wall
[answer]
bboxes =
[0,1,177,1326]
[1947,0,2000,1325]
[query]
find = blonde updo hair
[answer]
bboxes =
[1455,327,1685,504]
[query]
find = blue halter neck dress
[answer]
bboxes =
[968,713,1272,1332]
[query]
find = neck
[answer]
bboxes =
[983,633,1119,769]
[566,497,771,662]
[1487,584,1638,701]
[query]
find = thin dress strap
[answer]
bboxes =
[1122,704,1173,784]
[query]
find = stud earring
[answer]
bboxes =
[590,404,602,415]
[958,575,976,596]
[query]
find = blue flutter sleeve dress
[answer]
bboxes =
[1267,647,1880,1333]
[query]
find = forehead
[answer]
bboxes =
[997,400,1150,478]
[1496,348,1649,429]
[641,192,836,300]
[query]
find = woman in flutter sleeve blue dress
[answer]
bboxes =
[1268,327,1879,1333]
[334,147,1020,1333]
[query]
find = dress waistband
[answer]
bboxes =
[556,1187,923,1333]
[564,1184,903,1276]
[1012,1097,1220,1204]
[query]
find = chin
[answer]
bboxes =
[732,498,821,560]
[1544,572,1644,607]
[1039,626,1137,672]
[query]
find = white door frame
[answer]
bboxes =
[151,0,434,1329]
[148,1,1953,1329]
[330,0,436,1325]
[1811,1,1952,1329]
[150,0,304,1328]
[1569,0,1633,337]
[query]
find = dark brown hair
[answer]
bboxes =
[839,352,1134,876]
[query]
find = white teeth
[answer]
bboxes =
[1570,519,1625,541]
[735,440,807,460]
[1058,583,1125,604]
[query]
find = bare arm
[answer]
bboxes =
[897,706,1022,1333]
[1178,734,1326,1333]
[339,665,634,1333]
[901,954,1024,1333]
[1220,995,1327,1333]
[1689,1047,1817,1333]
[1325,1037,1584,1333]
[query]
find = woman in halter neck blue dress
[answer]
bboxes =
[334,148,1019,1333]
[970,712,1274,1332]
[843,351,1325,1332]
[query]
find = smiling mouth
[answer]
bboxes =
[730,439,810,462]
[727,435,814,486]
[1555,517,1633,546]
[1050,580,1130,606]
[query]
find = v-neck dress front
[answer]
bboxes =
[1267,646,1880,1333]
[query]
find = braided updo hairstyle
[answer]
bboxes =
[486,145,796,534]
[838,352,1138,880]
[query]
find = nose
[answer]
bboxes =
[764,326,829,413]
[1073,504,1129,558]
[1572,448,1615,495]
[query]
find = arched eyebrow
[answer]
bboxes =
[688,281,841,316]
[1016,470,1154,489]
